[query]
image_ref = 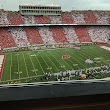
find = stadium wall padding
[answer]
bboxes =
[0,81,110,101]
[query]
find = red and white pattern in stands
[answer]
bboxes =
[25,27,44,45]
[22,16,36,24]
[62,12,74,24]
[38,27,56,44]
[94,11,109,24]
[51,27,67,43]
[9,27,30,47]
[87,26,110,43]
[8,13,24,25]
[0,28,16,48]
[63,26,79,43]
[35,16,51,24]
[0,12,10,25]
[0,26,109,49]
[49,16,62,24]
[71,11,85,24]
[0,10,109,25]
[84,11,97,24]
[75,26,92,42]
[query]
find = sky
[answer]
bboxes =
[0,0,110,11]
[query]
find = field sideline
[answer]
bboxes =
[1,45,110,84]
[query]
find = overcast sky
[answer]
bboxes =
[0,0,110,11]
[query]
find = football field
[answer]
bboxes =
[1,45,110,84]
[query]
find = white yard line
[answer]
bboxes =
[62,50,81,69]
[67,50,87,69]
[55,51,73,70]
[32,51,45,74]
[16,53,20,79]
[40,53,53,73]
[44,52,60,72]
[22,52,29,78]
[28,53,37,76]
[10,53,12,80]
[49,52,67,71]
[87,48,110,65]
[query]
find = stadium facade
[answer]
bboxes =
[0,5,110,101]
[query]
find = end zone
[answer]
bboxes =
[0,54,5,80]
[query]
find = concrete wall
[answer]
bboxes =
[0,80,110,101]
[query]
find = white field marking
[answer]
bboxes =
[1,74,45,83]
[32,51,45,74]
[65,50,87,69]
[55,50,75,70]
[100,46,110,51]
[44,52,59,72]
[31,69,38,72]
[60,50,81,69]
[22,52,29,78]
[10,53,12,80]
[58,50,77,69]
[16,53,20,79]
[86,47,110,64]
[28,53,37,76]
[40,53,53,73]
[49,51,67,71]
[71,50,93,68]
[81,47,110,65]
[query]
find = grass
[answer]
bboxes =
[1,45,110,84]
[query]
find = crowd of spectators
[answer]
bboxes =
[0,26,109,48]
[22,16,36,24]
[93,11,109,24]
[38,27,56,44]
[63,26,79,43]
[87,26,110,43]
[9,27,30,47]
[0,28,16,48]
[0,10,109,25]
[71,11,85,24]
[49,16,62,24]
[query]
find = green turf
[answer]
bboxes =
[1,45,110,84]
